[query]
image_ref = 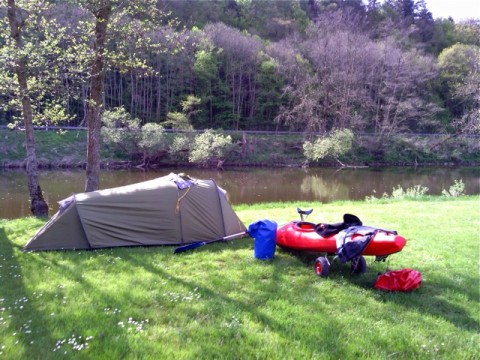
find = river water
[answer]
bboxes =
[0,166,479,219]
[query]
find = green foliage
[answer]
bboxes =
[188,129,233,167]
[101,107,141,155]
[438,44,479,92]
[455,20,480,47]
[101,107,168,165]
[138,123,168,157]
[163,95,201,130]
[181,95,202,118]
[169,134,191,160]
[366,184,430,201]
[0,0,478,136]
[303,129,354,163]
[428,18,458,55]
[240,0,309,40]
[437,43,480,134]
[392,184,430,199]
[164,112,193,131]
[1,129,478,168]
[194,49,219,80]
[442,179,466,197]
[0,1,78,126]
[254,57,285,127]
[192,46,222,128]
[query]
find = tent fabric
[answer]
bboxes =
[24,173,246,251]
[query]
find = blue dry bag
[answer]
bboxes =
[248,219,277,260]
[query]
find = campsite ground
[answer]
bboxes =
[1,197,479,359]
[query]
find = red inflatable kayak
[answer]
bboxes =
[275,209,407,277]
[276,221,406,257]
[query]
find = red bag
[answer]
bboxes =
[374,268,422,292]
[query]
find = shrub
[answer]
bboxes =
[303,129,353,164]
[442,179,466,197]
[366,184,429,201]
[188,129,233,167]
[101,107,168,166]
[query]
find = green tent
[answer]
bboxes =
[24,173,246,251]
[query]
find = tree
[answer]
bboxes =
[254,57,285,129]
[163,95,201,130]
[303,128,354,166]
[437,44,479,117]
[188,130,233,168]
[437,44,480,134]
[269,35,322,132]
[202,22,263,129]
[84,0,112,192]
[414,0,435,46]
[455,19,480,47]
[1,1,79,128]
[368,40,439,138]
[4,0,48,216]
[272,14,374,132]
[163,95,201,164]
[193,46,221,128]
[76,0,173,191]
[428,18,457,55]
[271,13,439,138]
[101,107,169,167]
[226,0,309,41]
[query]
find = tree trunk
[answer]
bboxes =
[7,0,48,217]
[85,4,112,192]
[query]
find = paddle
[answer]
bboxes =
[174,231,248,254]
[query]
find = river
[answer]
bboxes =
[0,166,479,219]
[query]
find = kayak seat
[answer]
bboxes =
[315,214,363,238]
[297,208,313,216]
[296,221,316,230]
[315,222,346,237]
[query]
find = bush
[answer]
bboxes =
[366,184,430,201]
[188,129,233,167]
[303,129,353,164]
[442,179,466,197]
[101,107,168,166]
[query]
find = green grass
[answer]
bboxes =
[0,130,122,167]
[1,197,479,359]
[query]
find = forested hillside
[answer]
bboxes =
[1,0,479,136]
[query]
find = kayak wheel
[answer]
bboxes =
[314,257,330,277]
[351,256,367,274]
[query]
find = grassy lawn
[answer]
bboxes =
[0,197,479,359]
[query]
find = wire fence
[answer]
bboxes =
[1,125,479,139]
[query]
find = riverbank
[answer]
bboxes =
[4,166,479,219]
[1,129,479,169]
[1,198,478,359]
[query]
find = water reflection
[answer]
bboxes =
[0,167,479,219]
[300,173,350,201]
